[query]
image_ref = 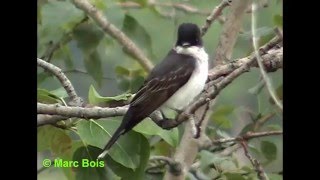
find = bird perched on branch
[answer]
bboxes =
[98,23,208,159]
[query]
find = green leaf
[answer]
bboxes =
[91,0,107,10]
[273,14,283,27]
[73,21,104,52]
[240,123,254,135]
[88,85,133,105]
[38,1,84,51]
[261,141,277,161]
[105,134,150,180]
[115,66,145,92]
[60,140,84,180]
[212,116,232,129]
[122,14,154,58]
[84,50,103,87]
[115,66,130,76]
[268,173,283,180]
[131,68,146,77]
[211,105,234,129]
[76,119,142,169]
[212,105,235,117]
[72,146,108,180]
[248,143,262,157]
[152,141,171,156]
[223,172,246,180]
[37,88,62,104]
[265,124,282,131]
[216,129,231,139]
[129,0,148,7]
[133,118,179,147]
[37,125,72,156]
[219,160,238,172]
[199,150,229,171]
[241,165,254,173]
[50,87,68,98]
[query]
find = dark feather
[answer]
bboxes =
[100,49,196,154]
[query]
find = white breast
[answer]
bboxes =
[163,46,208,110]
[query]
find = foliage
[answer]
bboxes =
[37,0,282,179]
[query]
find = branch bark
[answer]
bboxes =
[71,0,154,72]
[37,58,83,106]
[37,103,127,122]
[213,0,251,66]
[201,0,232,36]
[211,130,282,145]
[241,141,268,180]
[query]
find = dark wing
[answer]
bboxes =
[122,50,196,131]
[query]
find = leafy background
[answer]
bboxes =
[37,0,282,179]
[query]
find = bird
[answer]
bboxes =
[98,23,208,159]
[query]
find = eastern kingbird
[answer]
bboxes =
[98,23,208,159]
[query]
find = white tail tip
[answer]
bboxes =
[97,150,108,160]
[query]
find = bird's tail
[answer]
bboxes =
[97,124,125,159]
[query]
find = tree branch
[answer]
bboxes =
[71,0,153,72]
[211,130,282,144]
[240,141,268,180]
[37,114,69,126]
[37,103,127,120]
[37,41,282,129]
[201,0,232,36]
[213,0,251,66]
[118,1,226,24]
[158,46,282,130]
[37,58,83,106]
[150,1,210,16]
[208,36,282,81]
[40,33,72,62]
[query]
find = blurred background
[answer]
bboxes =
[38,0,282,179]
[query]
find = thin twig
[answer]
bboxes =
[253,112,276,131]
[251,3,283,111]
[118,0,226,25]
[208,36,282,81]
[71,0,153,72]
[37,58,83,106]
[63,69,114,80]
[211,131,282,144]
[240,141,268,180]
[194,102,210,138]
[40,34,73,62]
[201,0,232,36]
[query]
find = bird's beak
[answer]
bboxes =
[182,42,190,47]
